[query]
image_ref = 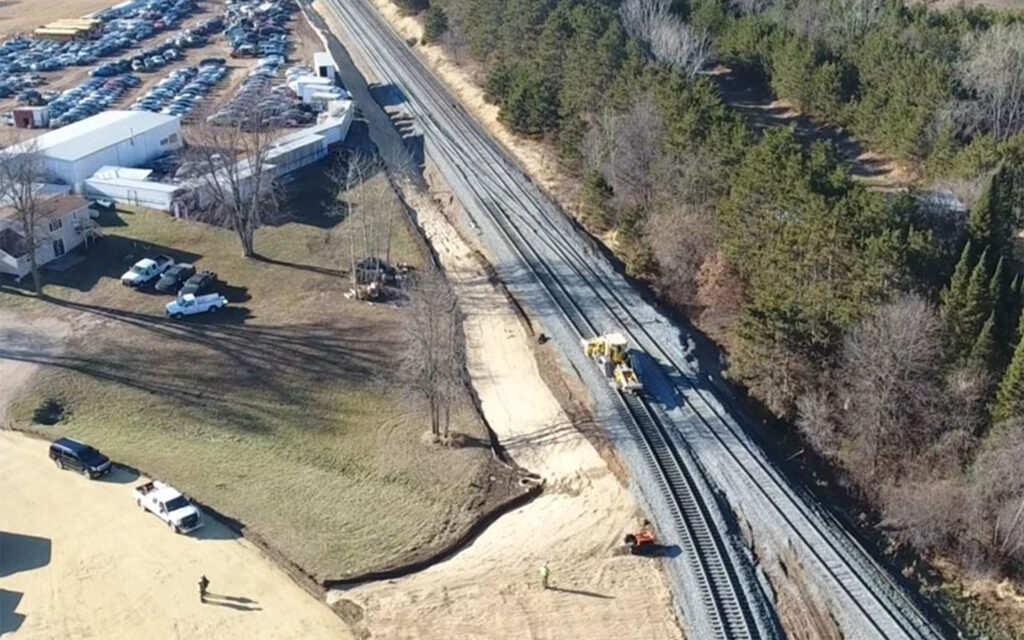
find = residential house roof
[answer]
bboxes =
[0,194,92,223]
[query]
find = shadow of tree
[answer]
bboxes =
[3,296,395,434]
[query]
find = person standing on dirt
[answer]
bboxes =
[539,561,550,590]
[199,575,210,603]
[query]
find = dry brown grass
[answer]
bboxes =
[1,171,495,580]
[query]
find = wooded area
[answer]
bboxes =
[405,0,1024,584]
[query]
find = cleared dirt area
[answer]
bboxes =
[325,180,685,639]
[0,0,113,37]
[0,430,355,639]
[1,165,500,581]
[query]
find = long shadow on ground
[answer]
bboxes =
[1,296,392,434]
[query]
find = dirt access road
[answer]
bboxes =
[0,430,353,640]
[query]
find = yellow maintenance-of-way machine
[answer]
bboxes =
[581,333,643,394]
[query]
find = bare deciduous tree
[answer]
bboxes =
[401,273,465,441]
[728,0,776,14]
[797,295,951,493]
[956,23,1024,141]
[644,150,725,310]
[186,117,283,258]
[967,419,1024,572]
[323,150,403,286]
[619,0,711,79]
[584,96,665,210]
[0,138,45,293]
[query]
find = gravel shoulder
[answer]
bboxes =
[0,430,354,640]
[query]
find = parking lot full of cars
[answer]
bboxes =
[0,0,199,102]
[130,61,226,118]
[207,59,315,128]
[44,74,142,127]
[0,0,314,130]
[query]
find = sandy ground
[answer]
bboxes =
[0,430,354,639]
[325,181,684,639]
[0,309,71,423]
[0,0,113,37]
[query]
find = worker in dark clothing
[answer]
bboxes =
[199,575,210,603]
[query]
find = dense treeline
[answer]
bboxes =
[700,0,1024,178]
[403,0,1024,582]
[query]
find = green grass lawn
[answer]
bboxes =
[3,173,495,579]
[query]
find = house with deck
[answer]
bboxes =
[0,195,100,280]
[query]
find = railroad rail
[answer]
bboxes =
[314,0,952,636]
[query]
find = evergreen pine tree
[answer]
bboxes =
[988,254,1006,305]
[942,239,974,323]
[422,5,449,44]
[987,254,1014,362]
[992,307,1024,425]
[579,170,615,231]
[957,248,993,355]
[968,165,1011,253]
[969,311,997,373]
[1013,274,1024,340]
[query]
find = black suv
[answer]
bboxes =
[49,438,112,479]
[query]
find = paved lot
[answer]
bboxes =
[0,430,353,640]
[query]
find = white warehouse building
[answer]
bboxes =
[6,111,182,191]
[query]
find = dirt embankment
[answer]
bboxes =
[325,169,685,639]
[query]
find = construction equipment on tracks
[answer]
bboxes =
[624,526,656,555]
[581,333,643,394]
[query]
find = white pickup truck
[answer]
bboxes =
[165,293,228,319]
[121,254,174,287]
[133,480,204,534]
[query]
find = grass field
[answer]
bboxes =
[2,170,497,580]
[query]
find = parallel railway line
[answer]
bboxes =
[313,0,953,636]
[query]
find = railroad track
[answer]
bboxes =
[617,392,756,639]
[313,0,953,637]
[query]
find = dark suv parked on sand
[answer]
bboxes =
[49,438,112,479]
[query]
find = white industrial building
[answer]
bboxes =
[85,100,356,215]
[313,51,338,82]
[83,166,185,212]
[5,111,182,191]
